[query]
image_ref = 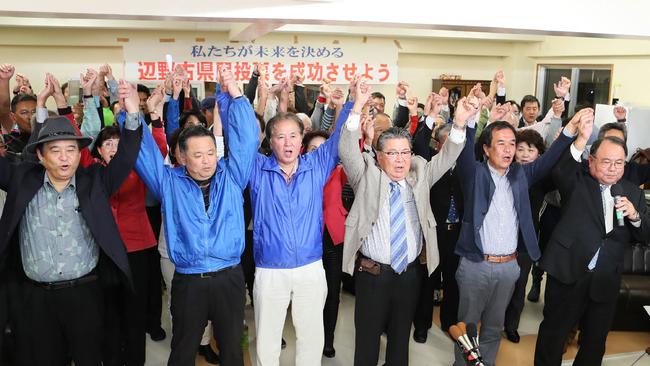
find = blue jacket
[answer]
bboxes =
[133,94,259,274]
[454,125,574,262]
[249,102,353,269]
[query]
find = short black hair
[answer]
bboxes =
[168,128,183,165]
[178,125,215,153]
[477,121,517,161]
[590,136,628,157]
[516,129,546,155]
[265,112,303,141]
[506,100,520,112]
[136,84,151,98]
[371,92,385,101]
[598,122,627,142]
[91,126,121,160]
[61,82,69,94]
[302,131,330,153]
[417,103,425,110]
[10,93,37,112]
[520,95,540,109]
[180,110,208,129]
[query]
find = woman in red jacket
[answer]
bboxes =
[90,119,167,366]
[303,131,352,359]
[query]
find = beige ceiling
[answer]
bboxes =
[1,0,649,40]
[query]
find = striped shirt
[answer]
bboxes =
[479,164,519,256]
[360,179,422,265]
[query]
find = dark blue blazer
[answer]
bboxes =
[454,126,574,262]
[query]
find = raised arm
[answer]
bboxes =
[80,69,102,148]
[164,76,184,143]
[527,109,591,188]
[219,67,260,189]
[454,97,481,189]
[102,80,143,196]
[244,64,260,105]
[311,80,331,130]
[338,78,371,189]
[211,93,225,159]
[292,73,309,114]
[0,65,14,133]
[425,99,469,187]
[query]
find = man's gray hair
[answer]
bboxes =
[376,127,412,151]
[434,123,452,142]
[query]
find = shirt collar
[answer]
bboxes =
[487,161,509,178]
[44,172,76,190]
[391,179,407,189]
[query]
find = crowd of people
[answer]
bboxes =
[0,59,648,366]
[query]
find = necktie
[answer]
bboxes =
[588,184,609,270]
[390,182,408,273]
[447,195,459,223]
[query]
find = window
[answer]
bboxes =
[535,65,612,115]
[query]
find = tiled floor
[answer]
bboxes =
[145,276,650,366]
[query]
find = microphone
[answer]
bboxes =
[449,325,473,352]
[457,322,473,352]
[450,324,484,366]
[611,183,625,227]
[466,323,481,358]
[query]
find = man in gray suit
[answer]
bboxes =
[339,87,478,366]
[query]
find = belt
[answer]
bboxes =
[484,252,518,263]
[357,254,419,275]
[445,223,460,231]
[175,264,239,278]
[30,273,98,291]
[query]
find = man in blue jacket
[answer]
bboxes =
[133,68,259,366]
[452,104,586,366]
[248,76,363,365]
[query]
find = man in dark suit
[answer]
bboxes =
[535,126,650,364]
[0,80,142,366]
[412,120,464,341]
[453,101,583,366]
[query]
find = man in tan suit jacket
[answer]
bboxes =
[339,87,478,366]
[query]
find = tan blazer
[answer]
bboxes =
[338,125,465,275]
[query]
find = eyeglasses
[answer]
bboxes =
[101,140,120,149]
[380,150,413,159]
[592,157,625,170]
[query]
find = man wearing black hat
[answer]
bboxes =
[0,80,143,366]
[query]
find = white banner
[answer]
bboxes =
[122,36,398,85]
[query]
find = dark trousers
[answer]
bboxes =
[168,265,246,366]
[242,229,256,304]
[103,248,156,366]
[0,280,8,362]
[414,224,460,332]
[145,206,163,333]
[535,274,618,366]
[322,228,343,349]
[413,263,435,334]
[13,278,104,366]
[354,261,423,366]
[504,252,534,331]
[532,205,562,284]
